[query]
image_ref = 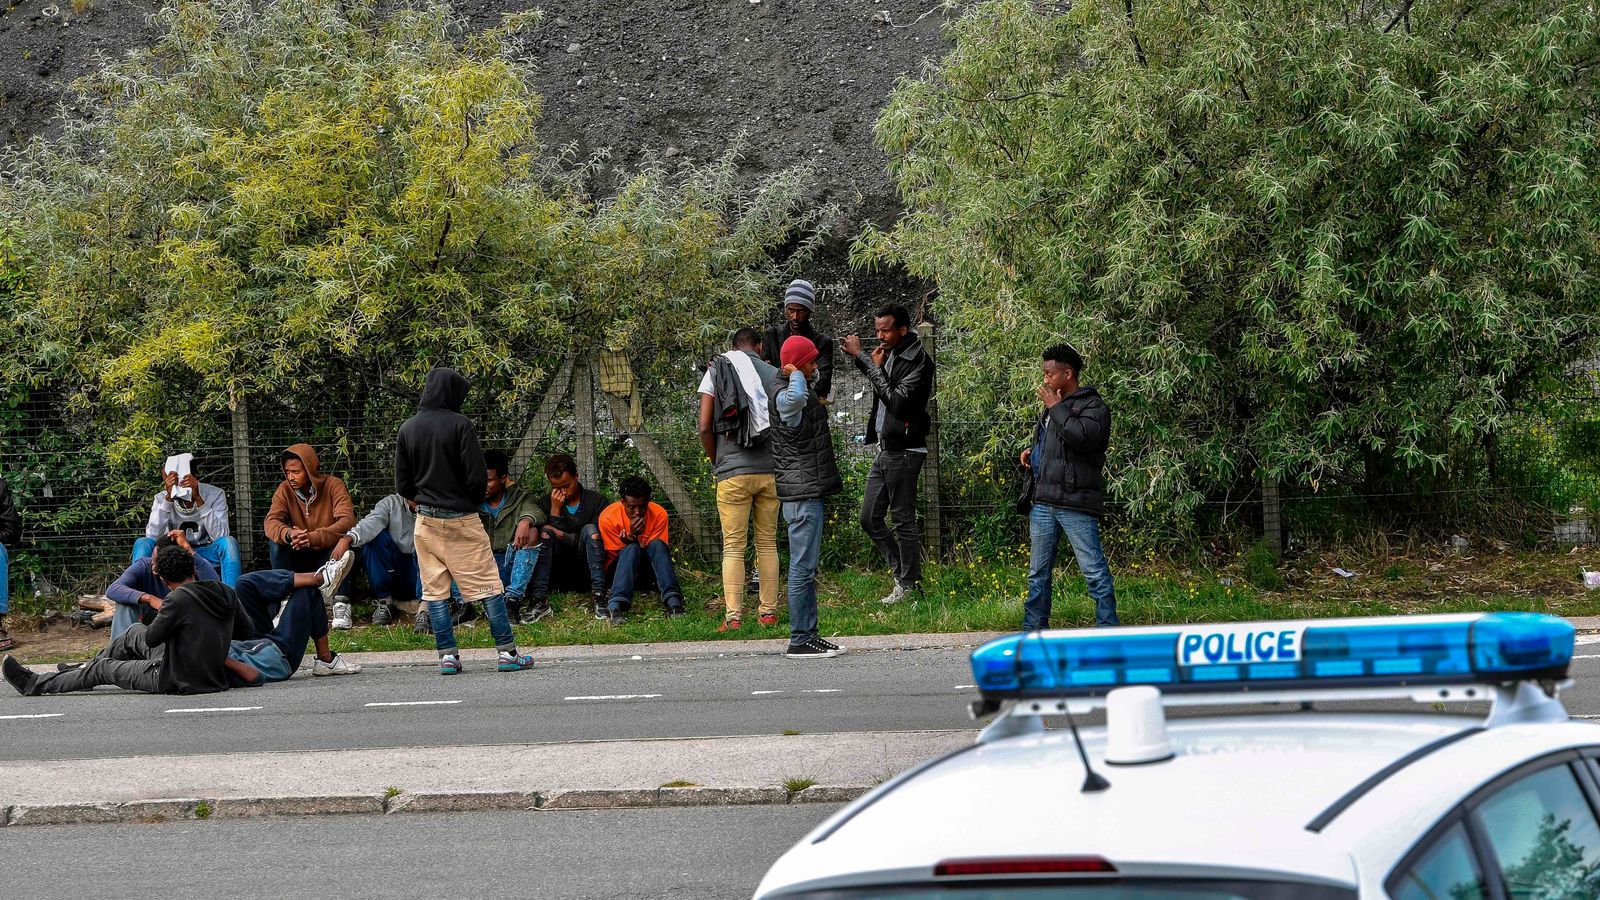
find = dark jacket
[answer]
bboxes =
[761,322,835,400]
[709,354,757,447]
[850,331,935,451]
[540,486,609,536]
[767,372,844,502]
[145,579,251,695]
[0,478,19,546]
[396,368,486,513]
[1029,386,1111,518]
[480,481,547,552]
[106,552,222,628]
[264,443,355,549]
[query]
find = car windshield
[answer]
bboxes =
[779,881,1356,900]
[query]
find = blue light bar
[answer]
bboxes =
[971,613,1574,699]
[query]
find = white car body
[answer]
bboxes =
[756,711,1600,898]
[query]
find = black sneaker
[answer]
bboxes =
[412,607,431,635]
[664,604,686,619]
[3,656,39,695]
[813,637,845,655]
[521,601,552,625]
[607,609,627,627]
[592,594,608,620]
[784,638,844,659]
[371,602,394,626]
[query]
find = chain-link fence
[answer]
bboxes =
[1,331,1596,607]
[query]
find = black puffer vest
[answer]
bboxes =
[767,372,844,502]
[1030,386,1111,518]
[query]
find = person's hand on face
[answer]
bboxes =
[162,470,179,499]
[780,364,797,378]
[1037,383,1064,409]
[871,345,888,368]
[181,474,201,500]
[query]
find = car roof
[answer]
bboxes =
[759,713,1482,897]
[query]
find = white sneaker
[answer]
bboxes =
[318,552,356,604]
[879,583,907,606]
[312,653,361,676]
[331,600,353,630]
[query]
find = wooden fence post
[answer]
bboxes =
[1262,473,1283,559]
[231,398,256,565]
[512,355,574,479]
[918,322,944,560]
[575,358,597,485]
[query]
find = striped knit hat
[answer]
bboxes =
[783,279,816,312]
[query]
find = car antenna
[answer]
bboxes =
[1026,629,1110,793]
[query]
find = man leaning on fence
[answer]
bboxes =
[135,457,242,588]
[529,453,610,622]
[264,443,357,626]
[698,326,782,632]
[1019,343,1118,630]
[0,476,21,652]
[842,304,935,607]
[396,367,535,676]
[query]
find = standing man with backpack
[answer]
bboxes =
[697,327,781,632]
[395,367,535,676]
[1019,343,1118,629]
[841,304,935,606]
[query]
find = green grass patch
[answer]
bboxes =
[782,777,817,793]
[660,780,699,788]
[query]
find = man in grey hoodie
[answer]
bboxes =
[331,494,421,630]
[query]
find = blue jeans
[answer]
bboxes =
[0,542,8,615]
[428,593,517,658]
[234,569,327,672]
[361,530,421,602]
[497,546,540,604]
[782,499,824,646]
[1025,504,1118,629]
[531,524,607,599]
[133,536,242,588]
[607,540,683,613]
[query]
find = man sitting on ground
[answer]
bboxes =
[330,494,422,631]
[4,544,251,696]
[264,443,356,628]
[528,453,610,622]
[226,559,362,685]
[106,533,221,638]
[479,450,545,623]
[135,457,241,587]
[597,476,686,626]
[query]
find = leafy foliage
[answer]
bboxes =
[858,0,1600,526]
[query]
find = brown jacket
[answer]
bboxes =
[264,443,355,549]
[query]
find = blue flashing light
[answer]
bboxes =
[971,613,1574,699]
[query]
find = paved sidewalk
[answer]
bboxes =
[0,729,973,826]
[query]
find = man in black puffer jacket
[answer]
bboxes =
[1019,343,1118,629]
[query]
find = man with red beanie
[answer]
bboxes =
[767,335,845,658]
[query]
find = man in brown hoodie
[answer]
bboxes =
[265,444,357,625]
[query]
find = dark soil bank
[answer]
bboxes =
[0,0,955,311]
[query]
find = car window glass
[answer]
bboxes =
[1392,822,1486,900]
[1474,764,1600,900]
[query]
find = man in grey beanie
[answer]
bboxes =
[761,278,835,402]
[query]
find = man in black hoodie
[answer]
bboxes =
[1019,343,1118,630]
[3,544,250,695]
[396,367,534,676]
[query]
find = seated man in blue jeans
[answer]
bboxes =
[477,450,544,623]
[529,453,609,622]
[596,476,686,626]
[330,494,422,630]
[133,459,242,587]
[0,476,20,652]
[227,561,362,683]
[107,533,222,638]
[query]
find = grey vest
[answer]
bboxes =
[767,373,844,502]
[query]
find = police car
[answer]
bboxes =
[755,613,1598,899]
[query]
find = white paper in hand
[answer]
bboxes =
[165,453,194,502]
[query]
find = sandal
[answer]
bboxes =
[0,630,16,652]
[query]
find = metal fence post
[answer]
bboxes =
[1262,474,1283,559]
[918,322,944,560]
[231,398,255,565]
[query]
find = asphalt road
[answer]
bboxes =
[6,803,841,900]
[4,641,1599,762]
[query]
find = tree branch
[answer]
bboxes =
[1383,0,1415,34]
[1123,0,1149,66]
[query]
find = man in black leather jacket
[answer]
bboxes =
[1019,343,1118,629]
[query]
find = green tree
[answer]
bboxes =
[858,0,1600,526]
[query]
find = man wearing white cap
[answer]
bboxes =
[761,279,835,402]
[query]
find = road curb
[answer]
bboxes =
[0,784,875,828]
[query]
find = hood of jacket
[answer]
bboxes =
[419,367,470,413]
[282,443,324,486]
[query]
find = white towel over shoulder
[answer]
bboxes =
[698,351,771,435]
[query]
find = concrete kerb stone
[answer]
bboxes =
[6,802,122,826]
[385,790,539,814]
[792,785,872,804]
[209,794,387,819]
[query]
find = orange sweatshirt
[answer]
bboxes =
[597,501,670,566]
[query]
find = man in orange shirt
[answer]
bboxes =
[597,476,685,626]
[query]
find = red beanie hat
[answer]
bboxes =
[780,335,820,369]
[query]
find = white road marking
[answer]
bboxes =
[563,694,663,701]
[1575,654,1600,660]
[0,713,64,720]
[751,689,841,696]
[164,706,262,714]
[954,684,976,690]
[752,690,783,695]
[1572,715,1600,720]
[807,689,842,693]
[365,700,463,707]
